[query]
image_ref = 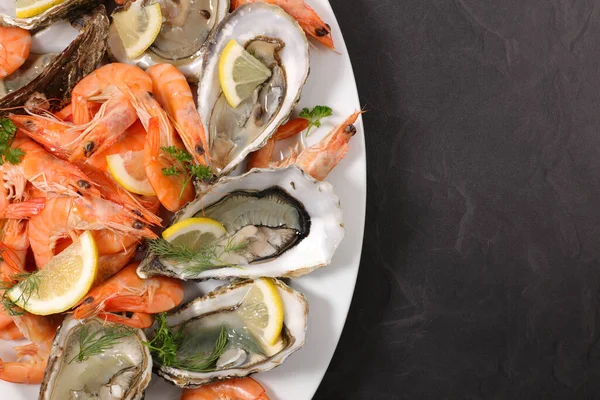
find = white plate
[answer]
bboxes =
[0,1,366,399]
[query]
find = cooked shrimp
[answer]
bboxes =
[146,64,210,165]
[272,111,361,180]
[97,311,154,329]
[95,243,137,284]
[0,27,31,78]
[3,137,101,198]
[28,196,156,268]
[247,118,309,169]
[0,313,59,384]
[181,377,270,400]
[91,229,141,255]
[0,323,23,341]
[0,219,30,281]
[71,63,152,125]
[74,263,185,323]
[231,0,334,49]
[86,119,147,171]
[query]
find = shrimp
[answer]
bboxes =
[0,219,30,281]
[0,323,23,341]
[231,0,334,49]
[86,119,147,171]
[91,229,141,255]
[181,377,270,400]
[97,311,154,329]
[146,64,210,165]
[74,263,185,324]
[3,136,101,198]
[0,27,31,78]
[71,63,152,125]
[272,111,361,180]
[95,243,137,285]
[28,196,156,268]
[127,84,195,211]
[0,313,59,384]
[247,118,309,169]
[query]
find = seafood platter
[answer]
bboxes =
[0,0,365,399]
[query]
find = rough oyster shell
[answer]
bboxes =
[0,5,109,114]
[39,315,152,400]
[156,278,308,387]
[0,0,97,30]
[138,166,345,281]
[197,3,310,176]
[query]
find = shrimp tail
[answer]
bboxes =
[0,243,24,281]
[0,357,46,384]
[2,198,45,219]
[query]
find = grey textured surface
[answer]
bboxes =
[316,0,600,399]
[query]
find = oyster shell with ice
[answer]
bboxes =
[0,0,97,30]
[0,5,109,113]
[39,315,152,400]
[138,166,345,281]
[198,3,310,175]
[155,278,308,387]
[108,0,230,80]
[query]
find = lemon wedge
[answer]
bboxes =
[8,231,98,316]
[218,39,272,108]
[112,1,162,59]
[236,278,284,346]
[162,217,228,250]
[16,0,64,18]
[106,151,155,196]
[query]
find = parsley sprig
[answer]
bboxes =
[143,313,228,372]
[0,118,24,165]
[69,324,135,364]
[299,105,333,136]
[161,146,213,199]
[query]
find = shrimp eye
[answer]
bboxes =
[133,220,145,229]
[316,27,329,37]
[344,124,357,135]
[326,23,331,30]
[77,180,91,189]
[24,120,36,129]
[84,142,95,156]
[132,209,143,217]
[195,144,205,155]
[200,9,211,19]
[82,296,94,305]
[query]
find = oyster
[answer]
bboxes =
[0,0,97,30]
[107,0,229,80]
[39,316,152,400]
[155,278,308,387]
[197,3,310,175]
[0,5,109,113]
[138,166,345,280]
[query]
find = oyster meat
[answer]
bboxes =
[39,316,152,400]
[197,3,310,175]
[0,0,97,30]
[138,166,345,280]
[0,5,109,113]
[108,0,229,80]
[155,278,308,387]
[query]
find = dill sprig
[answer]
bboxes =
[161,146,213,199]
[69,324,135,364]
[0,273,40,316]
[0,118,24,165]
[143,313,228,372]
[148,237,249,275]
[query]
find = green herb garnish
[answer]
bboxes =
[148,237,248,275]
[143,313,228,372]
[69,324,135,364]
[0,118,25,165]
[0,272,40,316]
[161,146,213,199]
[299,105,333,136]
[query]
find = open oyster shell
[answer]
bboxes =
[107,0,230,80]
[0,5,109,113]
[197,3,310,176]
[39,315,152,400]
[155,278,308,387]
[138,166,345,281]
[0,0,97,30]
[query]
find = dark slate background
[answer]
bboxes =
[316,0,600,399]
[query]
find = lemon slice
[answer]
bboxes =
[16,0,64,18]
[219,39,272,108]
[107,151,155,196]
[162,217,227,250]
[7,231,98,316]
[236,278,284,346]
[112,1,162,59]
